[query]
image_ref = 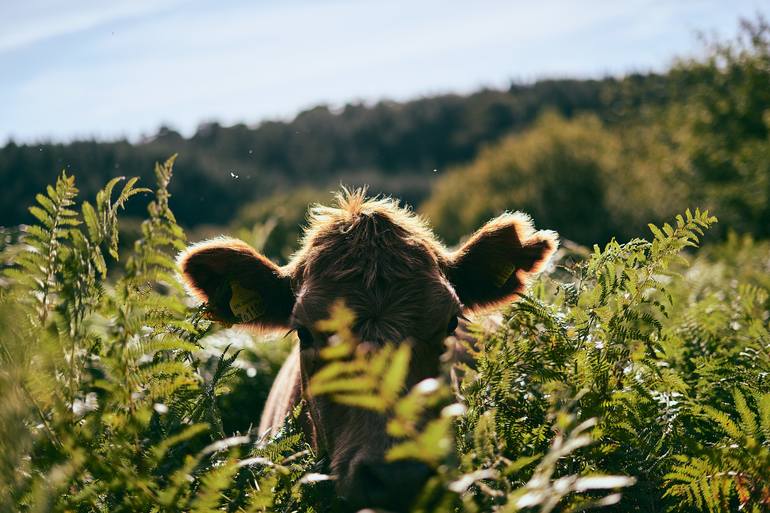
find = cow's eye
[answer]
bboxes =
[296,325,314,349]
[447,315,459,335]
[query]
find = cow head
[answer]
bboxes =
[178,189,557,510]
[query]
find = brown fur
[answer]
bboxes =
[178,188,557,508]
[258,344,301,435]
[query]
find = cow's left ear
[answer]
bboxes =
[447,213,558,312]
[177,238,294,329]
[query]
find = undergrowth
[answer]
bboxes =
[0,159,768,512]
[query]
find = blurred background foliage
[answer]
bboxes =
[2,18,767,261]
[425,18,770,246]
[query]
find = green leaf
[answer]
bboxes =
[381,344,411,403]
[733,389,757,439]
[81,201,100,242]
[648,223,665,241]
[29,206,54,228]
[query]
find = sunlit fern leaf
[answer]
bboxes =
[733,389,759,439]
[189,459,238,513]
[664,456,731,513]
[3,171,79,322]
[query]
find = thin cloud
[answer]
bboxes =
[0,0,185,53]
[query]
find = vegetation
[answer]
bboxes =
[1,147,769,511]
[4,20,768,258]
[0,77,629,230]
[424,18,770,246]
[422,112,681,245]
[1,14,769,513]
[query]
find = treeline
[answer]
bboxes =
[222,18,770,260]
[424,18,770,246]
[3,18,768,253]
[1,75,672,229]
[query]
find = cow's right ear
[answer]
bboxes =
[446,213,557,312]
[177,238,294,329]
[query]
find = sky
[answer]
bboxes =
[1,0,768,143]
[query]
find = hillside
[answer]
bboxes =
[0,75,670,229]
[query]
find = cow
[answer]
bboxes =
[178,189,557,510]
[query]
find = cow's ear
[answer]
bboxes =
[447,213,557,312]
[177,238,294,329]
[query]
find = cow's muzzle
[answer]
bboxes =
[342,459,433,511]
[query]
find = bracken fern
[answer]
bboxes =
[1,161,768,512]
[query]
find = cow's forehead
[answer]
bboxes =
[283,189,460,338]
[292,271,459,340]
[285,189,449,282]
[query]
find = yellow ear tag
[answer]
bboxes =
[493,263,516,287]
[229,281,265,323]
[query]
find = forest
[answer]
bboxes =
[0,15,769,513]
